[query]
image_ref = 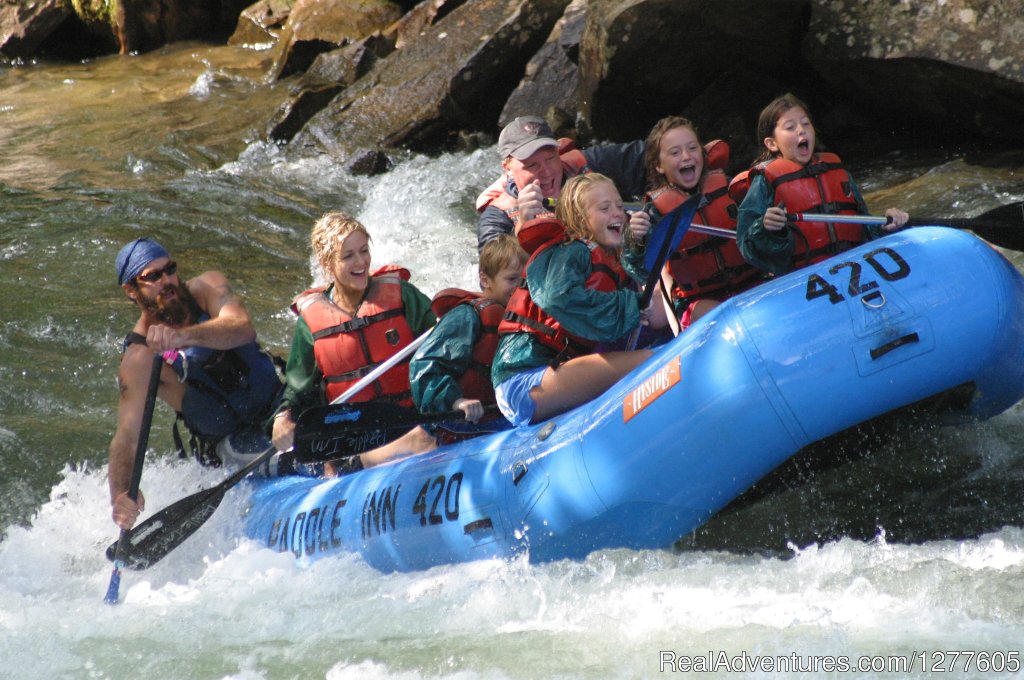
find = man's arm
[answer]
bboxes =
[583,140,648,201]
[107,347,167,527]
[147,271,257,352]
[477,206,515,252]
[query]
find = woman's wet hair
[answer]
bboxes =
[310,211,372,273]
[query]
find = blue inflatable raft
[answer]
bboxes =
[242,227,1024,572]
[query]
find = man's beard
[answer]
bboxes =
[139,281,197,326]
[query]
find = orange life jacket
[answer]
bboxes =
[758,153,866,266]
[729,153,869,268]
[498,218,629,362]
[429,289,504,405]
[292,266,415,406]
[475,138,589,221]
[650,175,764,300]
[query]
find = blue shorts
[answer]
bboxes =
[494,365,548,427]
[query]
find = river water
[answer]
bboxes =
[2,42,1024,679]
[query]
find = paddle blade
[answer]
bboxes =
[105,485,226,570]
[293,401,419,463]
[961,202,1024,251]
[643,193,702,273]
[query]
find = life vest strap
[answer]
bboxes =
[323,358,409,384]
[502,309,557,338]
[311,308,403,339]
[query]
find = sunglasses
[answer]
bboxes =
[136,261,178,283]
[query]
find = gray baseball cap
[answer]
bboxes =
[498,116,559,160]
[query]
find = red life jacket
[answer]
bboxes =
[756,153,866,266]
[292,265,415,406]
[650,174,764,300]
[429,288,504,405]
[498,218,629,361]
[475,138,590,221]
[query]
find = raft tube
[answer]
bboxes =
[243,227,1024,572]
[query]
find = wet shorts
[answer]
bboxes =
[494,365,548,428]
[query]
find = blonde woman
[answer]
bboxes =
[271,212,436,473]
[493,174,662,427]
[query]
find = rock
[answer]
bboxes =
[228,0,293,47]
[346,147,393,175]
[390,0,467,49]
[291,0,571,161]
[804,0,1024,146]
[577,0,808,144]
[265,0,460,142]
[267,0,404,79]
[0,0,71,58]
[267,33,396,142]
[115,0,252,54]
[498,0,586,135]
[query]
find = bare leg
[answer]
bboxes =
[688,298,719,325]
[530,350,652,423]
[357,425,438,469]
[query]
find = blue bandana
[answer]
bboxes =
[116,238,170,285]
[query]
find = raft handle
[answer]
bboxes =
[512,460,528,485]
[464,518,493,534]
[870,332,920,360]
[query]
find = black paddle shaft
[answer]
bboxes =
[104,354,162,603]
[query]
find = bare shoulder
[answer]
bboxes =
[117,343,155,394]
[189,270,243,310]
[189,269,232,294]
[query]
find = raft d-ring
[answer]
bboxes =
[861,290,886,308]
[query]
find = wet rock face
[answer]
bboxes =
[228,0,293,47]
[803,0,1024,146]
[291,0,571,164]
[3,0,1023,157]
[806,0,1024,85]
[0,0,71,58]
[1,0,250,57]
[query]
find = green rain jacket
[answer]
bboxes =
[491,240,642,387]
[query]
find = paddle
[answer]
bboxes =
[104,354,162,604]
[293,402,501,463]
[787,201,1024,251]
[625,193,702,350]
[103,326,436,571]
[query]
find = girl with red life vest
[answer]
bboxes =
[628,116,765,330]
[271,212,437,471]
[409,234,527,429]
[733,93,909,276]
[492,173,663,427]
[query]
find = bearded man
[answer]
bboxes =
[108,238,282,530]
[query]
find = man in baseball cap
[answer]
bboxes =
[498,116,559,160]
[475,115,648,251]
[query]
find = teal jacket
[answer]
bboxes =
[736,172,884,276]
[491,240,642,387]
[276,279,435,418]
[410,303,484,413]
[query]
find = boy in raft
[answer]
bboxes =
[492,173,666,427]
[732,92,909,276]
[270,212,439,475]
[409,234,528,433]
[627,116,765,329]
